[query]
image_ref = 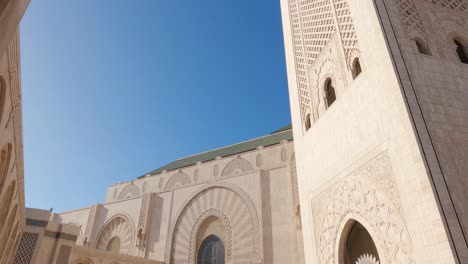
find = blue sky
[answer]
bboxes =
[20,0,291,212]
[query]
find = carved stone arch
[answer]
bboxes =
[94,213,135,254]
[188,209,233,263]
[164,171,191,190]
[117,184,140,200]
[336,215,384,264]
[312,167,414,264]
[165,182,261,264]
[221,157,254,177]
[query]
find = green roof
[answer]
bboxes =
[138,126,293,178]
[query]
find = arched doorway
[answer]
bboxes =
[197,235,225,264]
[340,221,380,264]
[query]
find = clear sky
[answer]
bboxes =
[20,0,291,212]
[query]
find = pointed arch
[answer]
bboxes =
[164,171,191,190]
[221,157,254,177]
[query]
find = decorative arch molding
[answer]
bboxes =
[188,209,232,263]
[221,157,254,177]
[165,182,261,264]
[311,152,414,264]
[94,213,135,254]
[117,184,140,200]
[164,171,191,190]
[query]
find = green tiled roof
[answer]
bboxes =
[138,126,293,178]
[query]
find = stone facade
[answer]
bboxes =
[281,0,468,263]
[0,0,29,263]
[53,133,303,264]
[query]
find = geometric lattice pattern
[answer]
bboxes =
[334,0,360,68]
[394,0,429,42]
[287,0,360,124]
[429,0,467,11]
[56,245,72,264]
[13,233,39,264]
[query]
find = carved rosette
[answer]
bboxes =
[312,152,414,264]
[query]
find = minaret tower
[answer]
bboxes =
[281,0,468,263]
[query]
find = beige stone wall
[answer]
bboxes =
[379,0,468,262]
[58,140,303,263]
[281,0,461,263]
[0,27,27,263]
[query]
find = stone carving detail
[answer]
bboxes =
[333,0,361,68]
[166,183,261,263]
[428,0,467,11]
[214,164,219,177]
[164,171,191,190]
[188,209,232,263]
[312,152,413,264]
[13,232,39,264]
[56,245,72,264]
[118,184,141,200]
[96,215,134,254]
[287,0,361,126]
[394,0,430,44]
[221,157,254,177]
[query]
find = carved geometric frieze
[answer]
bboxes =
[311,152,414,264]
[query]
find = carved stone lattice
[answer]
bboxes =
[287,0,361,126]
[312,152,414,264]
[13,233,39,264]
[394,0,430,43]
[333,0,361,68]
[428,0,467,11]
[56,245,72,264]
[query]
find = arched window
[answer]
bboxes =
[414,38,431,56]
[197,235,225,264]
[106,237,121,253]
[352,58,362,79]
[305,113,311,131]
[454,39,468,64]
[340,221,380,264]
[325,79,336,108]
